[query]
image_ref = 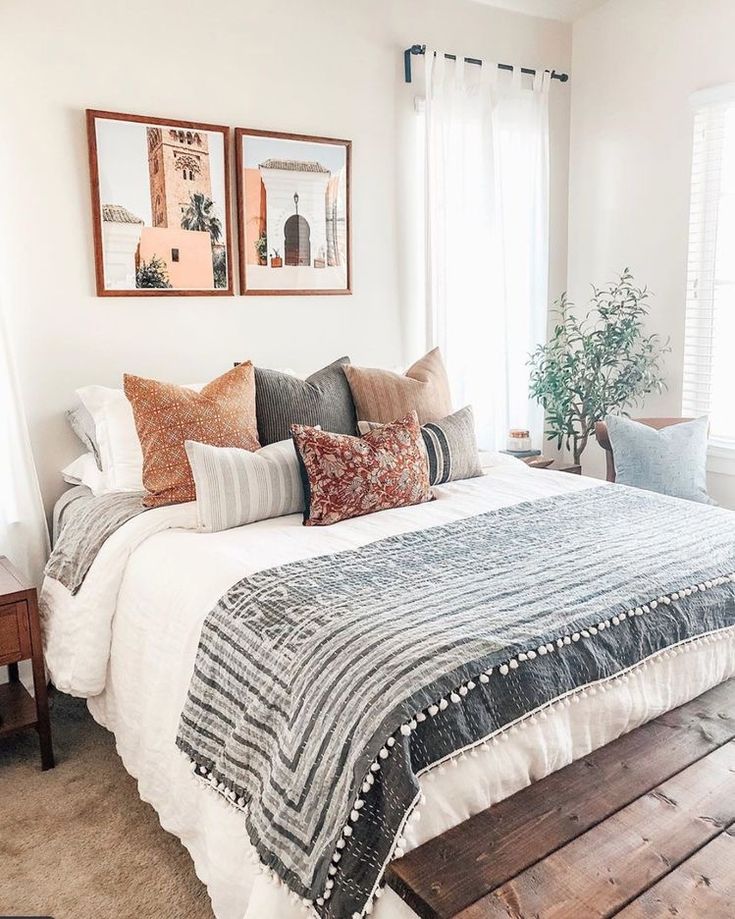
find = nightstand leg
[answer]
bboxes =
[7,662,19,683]
[30,644,54,770]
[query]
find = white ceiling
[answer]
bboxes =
[471,0,607,22]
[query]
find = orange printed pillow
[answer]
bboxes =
[124,363,260,507]
[343,348,452,425]
[291,412,432,526]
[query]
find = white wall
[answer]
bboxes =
[0,0,571,514]
[567,0,735,506]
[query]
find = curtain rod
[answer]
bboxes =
[403,44,569,85]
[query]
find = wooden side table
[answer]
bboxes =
[524,457,582,475]
[0,556,54,769]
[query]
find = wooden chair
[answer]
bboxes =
[594,417,695,483]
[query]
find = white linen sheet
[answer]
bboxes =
[41,463,735,919]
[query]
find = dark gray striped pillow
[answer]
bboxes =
[358,405,482,486]
[254,358,357,445]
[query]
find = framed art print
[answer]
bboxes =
[87,110,233,296]
[235,128,351,295]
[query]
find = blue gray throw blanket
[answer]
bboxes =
[176,486,735,918]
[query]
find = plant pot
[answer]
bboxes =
[270,257,282,268]
[258,256,267,266]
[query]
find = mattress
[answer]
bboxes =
[40,460,735,918]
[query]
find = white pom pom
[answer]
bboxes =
[343,825,353,838]
[538,645,547,655]
[509,659,519,669]
[400,724,411,736]
[480,673,490,683]
[527,650,537,659]
[387,737,395,747]
[499,664,509,676]
[370,762,381,772]
[439,699,449,711]
[428,704,439,716]
[450,692,461,703]
[467,679,476,689]
[459,686,468,696]
[379,748,389,759]
[416,711,427,722]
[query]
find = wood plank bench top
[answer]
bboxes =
[386,679,735,919]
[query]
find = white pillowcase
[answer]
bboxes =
[76,381,202,494]
[61,452,110,494]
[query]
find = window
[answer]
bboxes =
[171,248,180,262]
[683,85,735,449]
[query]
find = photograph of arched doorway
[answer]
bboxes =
[236,127,351,294]
[284,212,311,266]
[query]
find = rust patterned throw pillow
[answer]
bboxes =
[291,412,432,526]
[124,363,260,508]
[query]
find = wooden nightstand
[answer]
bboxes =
[0,556,54,769]
[524,457,582,475]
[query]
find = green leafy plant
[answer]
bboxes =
[212,247,227,289]
[255,231,267,263]
[181,192,223,244]
[528,269,670,466]
[136,255,171,288]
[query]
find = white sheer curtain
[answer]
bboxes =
[0,303,49,584]
[424,51,550,450]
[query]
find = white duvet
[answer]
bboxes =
[40,460,735,919]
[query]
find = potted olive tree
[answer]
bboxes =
[528,270,670,467]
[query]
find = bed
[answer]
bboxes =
[40,458,735,919]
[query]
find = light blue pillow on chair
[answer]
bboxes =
[605,415,714,504]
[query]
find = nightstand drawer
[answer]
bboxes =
[0,600,32,665]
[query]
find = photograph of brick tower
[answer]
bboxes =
[88,111,231,295]
[236,129,350,294]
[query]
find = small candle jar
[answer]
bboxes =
[507,429,532,452]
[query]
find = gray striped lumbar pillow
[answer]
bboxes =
[185,439,305,532]
[358,405,482,486]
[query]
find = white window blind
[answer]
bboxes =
[683,85,735,448]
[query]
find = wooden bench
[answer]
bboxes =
[387,679,735,918]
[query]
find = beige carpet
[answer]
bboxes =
[0,688,214,919]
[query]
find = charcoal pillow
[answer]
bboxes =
[358,405,482,486]
[605,414,714,504]
[255,357,357,445]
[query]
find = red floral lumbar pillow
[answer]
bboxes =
[291,412,432,526]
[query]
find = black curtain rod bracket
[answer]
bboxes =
[403,44,569,85]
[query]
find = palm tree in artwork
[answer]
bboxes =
[181,192,223,244]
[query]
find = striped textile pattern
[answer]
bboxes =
[186,439,305,532]
[176,486,735,918]
[255,358,357,446]
[358,405,482,486]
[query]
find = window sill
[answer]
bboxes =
[707,442,735,476]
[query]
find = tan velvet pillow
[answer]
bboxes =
[343,348,452,424]
[124,363,260,507]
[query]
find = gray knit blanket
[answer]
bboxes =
[45,490,147,594]
[176,486,735,919]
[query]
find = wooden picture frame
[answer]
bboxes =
[235,127,352,296]
[87,109,234,296]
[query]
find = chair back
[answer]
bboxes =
[594,417,696,482]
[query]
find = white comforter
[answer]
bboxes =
[40,460,735,919]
